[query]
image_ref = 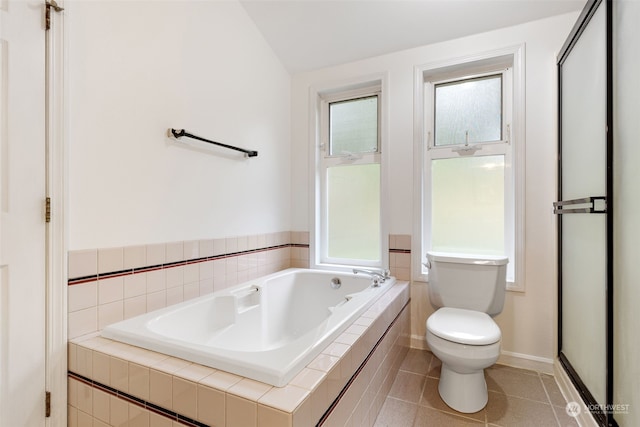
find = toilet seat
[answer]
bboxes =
[427,307,501,345]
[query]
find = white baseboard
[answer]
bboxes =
[411,338,555,375]
[497,350,555,375]
[554,359,598,427]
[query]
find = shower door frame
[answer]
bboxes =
[556,0,615,426]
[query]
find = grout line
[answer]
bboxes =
[393,349,572,427]
[539,372,563,427]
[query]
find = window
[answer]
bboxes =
[414,47,525,289]
[314,82,385,269]
[434,75,503,146]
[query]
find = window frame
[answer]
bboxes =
[413,46,526,291]
[311,78,388,271]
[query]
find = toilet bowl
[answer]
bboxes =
[426,307,501,413]
[424,252,508,413]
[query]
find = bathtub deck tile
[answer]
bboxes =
[345,324,368,336]
[151,357,192,375]
[175,363,216,383]
[361,307,382,319]
[353,316,374,327]
[289,368,325,392]
[307,353,340,373]
[72,334,111,349]
[200,370,243,391]
[258,384,310,414]
[334,332,360,346]
[97,341,135,359]
[126,346,170,367]
[322,342,350,359]
[228,378,273,401]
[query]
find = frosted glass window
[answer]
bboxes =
[327,164,380,261]
[431,155,504,254]
[329,96,378,155]
[434,75,502,146]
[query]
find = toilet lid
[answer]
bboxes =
[427,307,501,345]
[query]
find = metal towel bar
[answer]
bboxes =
[169,128,258,158]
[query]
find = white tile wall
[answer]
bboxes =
[68,232,307,340]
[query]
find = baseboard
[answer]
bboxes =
[411,338,555,375]
[410,334,428,350]
[497,350,555,375]
[554,359,599,427]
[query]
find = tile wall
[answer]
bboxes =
[388,234,411,282]
[67,232,310,340]
[68,232,410,340]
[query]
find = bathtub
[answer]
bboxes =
[102,268,395,387]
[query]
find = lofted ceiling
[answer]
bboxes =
[239,0,586,74]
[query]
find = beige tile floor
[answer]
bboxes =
[374,349,580,427]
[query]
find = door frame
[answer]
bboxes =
[45,0,68,425]
[556,0,615,426]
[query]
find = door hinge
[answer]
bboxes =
[45,0,64,31]
[45,391,51,417]
[45,197,51,223]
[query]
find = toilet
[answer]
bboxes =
[425,251,508,413]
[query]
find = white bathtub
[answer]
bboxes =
[102,268,395,387]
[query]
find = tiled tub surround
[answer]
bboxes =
[68,232,409,340]
[68,281,410,427]
[68,232,310,340]
[101,269,398,387]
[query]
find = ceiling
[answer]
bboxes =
[239,0,586,73]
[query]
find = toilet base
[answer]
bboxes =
[438,364,488,413]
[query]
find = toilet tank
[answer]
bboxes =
[426,251,508,316]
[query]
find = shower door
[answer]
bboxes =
[556,0,613,426]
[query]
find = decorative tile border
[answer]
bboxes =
[389,234,411,281]
[68,231,310,281]
[68,243,300,286]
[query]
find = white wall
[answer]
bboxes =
[614,1,640,424]
[68,0,291,250]
[291,13,579,362]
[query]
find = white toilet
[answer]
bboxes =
[425,251,508,413]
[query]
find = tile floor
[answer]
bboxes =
[374,349,580,427]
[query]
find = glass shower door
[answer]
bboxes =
[556,0,612,425]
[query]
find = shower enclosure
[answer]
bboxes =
[555,0,615,426]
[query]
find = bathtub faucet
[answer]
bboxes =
[352,268,391,287]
